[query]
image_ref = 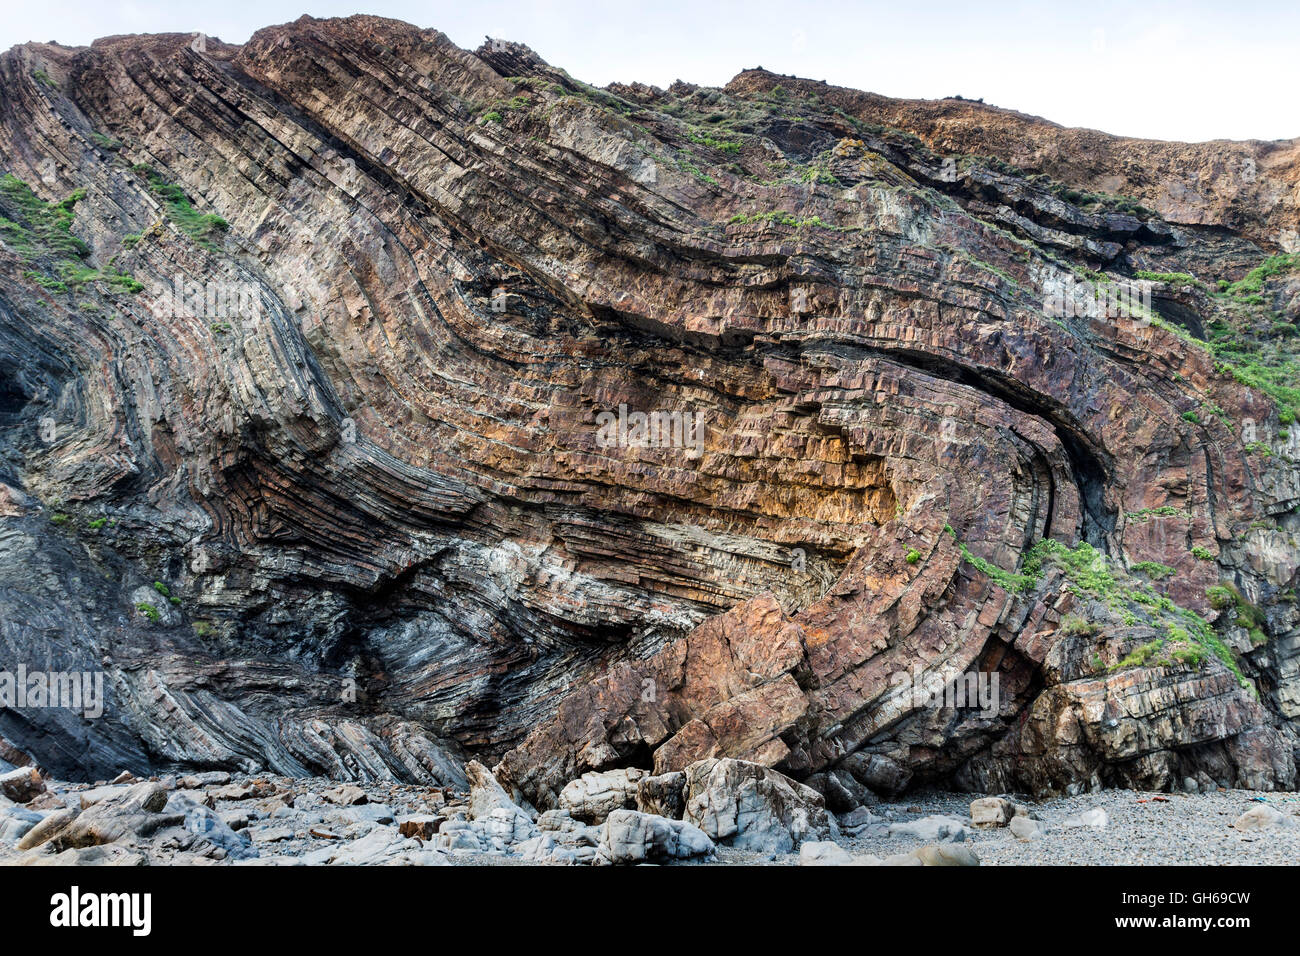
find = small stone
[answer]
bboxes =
[16,807,78,850]
[210,781,272,802]
[397,814,441,840]
[179,771,231,789]
[251,826,295,843]
[322,784,368,806]
[79,785,129,809]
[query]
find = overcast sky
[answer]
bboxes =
[3,1,1296,143]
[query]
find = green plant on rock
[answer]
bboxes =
[1130,561,1176,580]
[1,174,143,295]
[131,165,229,247]
[1060,613,1100,637]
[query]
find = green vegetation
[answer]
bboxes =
[1224,253,1300,298]
[1,174,142,295]
[482,110,504,124]
[673,155,717,186]
[1130,561,1176,580]
[687,128,741,153]
[943,524,1037,593]
[1191,545,1215,561]
[152,581,171,597]
[1,175,91,260]
[1181,411,1200,424]
[1206,583,1268,647]
[1134,270,1201,287]
[135,601,160,622]
[943,527,1249,688]
[1112,639,1164,670]
[1126,506,1182,522]
[33,69,56,89]
[727,210,846,231]
[905,548,921,564]
[1060,613,1100,637]
[87,517,108,530]
[49,512,70,526]
[131,164,229,247]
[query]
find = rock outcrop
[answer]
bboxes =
[0,15,1297,805]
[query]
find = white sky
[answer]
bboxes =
[4,1,1297,143]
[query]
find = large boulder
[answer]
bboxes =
[0,766,45,803]
[636,771,686,819]
[1232,805,1290,831]
[0,806,45,844]
[970,796,1015,828]
[165,791,257,860]
[839,753,911,797]
[682,758,830,853]
[467,760,526,821]
[887,815,971,841]
[47,781,181,849]
[558,768,646,823]
[600,809,715,864]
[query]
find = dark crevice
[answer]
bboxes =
[810,342,1117,548]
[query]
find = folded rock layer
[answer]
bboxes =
[0,15,1296,798]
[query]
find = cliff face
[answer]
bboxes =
[0,15,1297,801]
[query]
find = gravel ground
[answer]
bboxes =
[837,788,1300,866]
[700,789,1300,866]
[8,771,1299,865]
